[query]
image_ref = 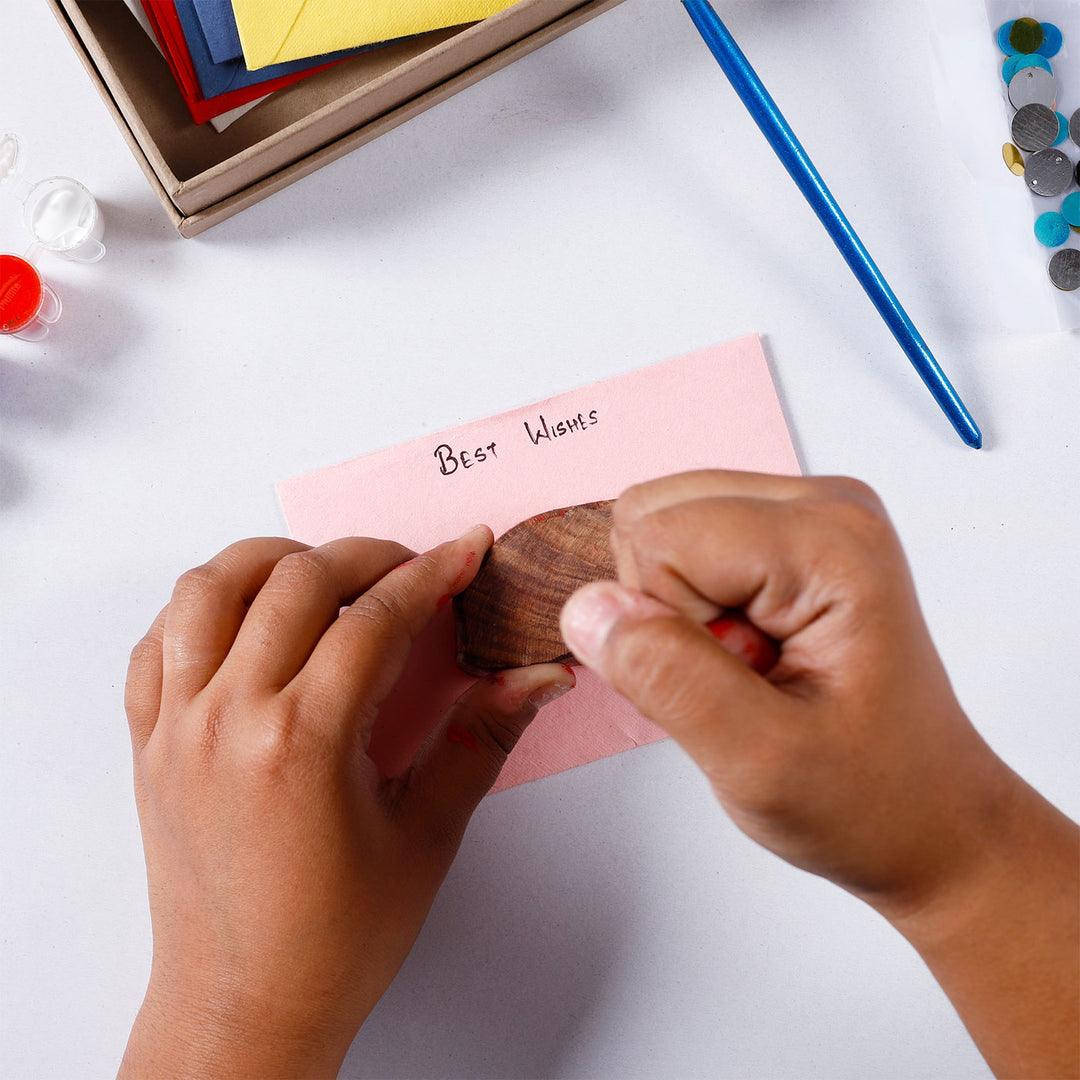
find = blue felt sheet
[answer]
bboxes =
[175,0,371,98]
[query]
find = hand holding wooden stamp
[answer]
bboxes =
[455,499,778,676]
[278,337,799,791]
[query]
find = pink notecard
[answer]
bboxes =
[277,335,800,792]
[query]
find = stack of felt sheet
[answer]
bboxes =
[138,0,519,125]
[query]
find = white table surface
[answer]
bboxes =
[3,1,1077,1077]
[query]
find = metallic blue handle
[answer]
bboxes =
[683,0,982,449]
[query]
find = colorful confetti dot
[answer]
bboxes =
[1034,211,1070,247]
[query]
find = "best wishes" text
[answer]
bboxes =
[523,410,599,445]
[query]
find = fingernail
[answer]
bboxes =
[492,663,575,708]
[527,677,575,708]
[561,582,672,669]
[456,523,492,544]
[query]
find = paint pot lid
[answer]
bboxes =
[0,132,21,186]
[0,252,43,334]
[24,177,99,252]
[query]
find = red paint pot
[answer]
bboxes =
[0,254,61,340]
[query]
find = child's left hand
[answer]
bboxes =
[119,528,574,1080]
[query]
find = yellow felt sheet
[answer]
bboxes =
[231,0,520,69]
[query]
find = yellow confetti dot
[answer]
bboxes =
[1002,143,1026,176]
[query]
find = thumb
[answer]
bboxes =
[560,581,781,769]
[402,663,576,842]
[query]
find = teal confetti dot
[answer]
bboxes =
[1061,193,1080,227]
[997,20,1018,55]
[1003,53,1053,84]
[1038,23,1064,58]
[1035,211,1070,247]
[1053,112,1069,147]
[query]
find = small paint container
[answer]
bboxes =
[0,253,62,340]
[0,132,17,182]
[22,176,106,263]
[0,133,106,264]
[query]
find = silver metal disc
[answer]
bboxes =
[1047,248,1080,291]
[1012,104,1059,152]
[1071,108,1080,147]
[1009,66,1057,109]
[1025,148,1075,197]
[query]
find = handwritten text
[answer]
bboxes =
[434,442,498,476]
[523,410,598,446]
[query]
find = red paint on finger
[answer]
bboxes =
[447,724,482,755]
[436,593,451,610]
[707,612,779,675]
[447,552,478,595]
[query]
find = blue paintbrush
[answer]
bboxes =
[682,0,982,449]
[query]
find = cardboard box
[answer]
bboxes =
[48,0,623,237]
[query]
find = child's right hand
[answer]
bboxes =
[561,470,1079,1079]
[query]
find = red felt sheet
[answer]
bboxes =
[141,0,343,123]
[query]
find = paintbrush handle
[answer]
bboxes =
[682,0,982,450]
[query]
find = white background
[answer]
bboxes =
[2,1,1077,1077]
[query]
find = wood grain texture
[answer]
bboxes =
[454,500,616,673]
